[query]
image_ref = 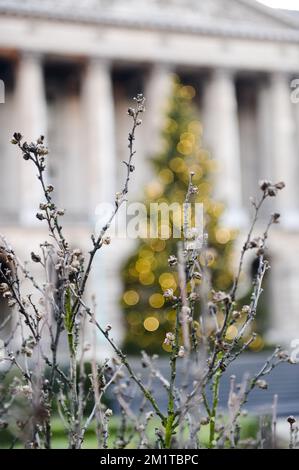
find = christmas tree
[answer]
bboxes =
[121,78,236,354]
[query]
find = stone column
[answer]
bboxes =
[81,58,124,354]
[0,61,18,220]
[203,69,247,227]
[257,78,273,182]
[81,58,116,222]
[144,63,174,157]
[14,52,47,225]
[267,231,299,345]
[270,72,299,229]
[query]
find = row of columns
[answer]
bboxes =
[2,52,299,348]
[204,69,299,229]
[10,54,116,225]
[3,52,299,230]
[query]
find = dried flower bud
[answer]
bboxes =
[31,252,41,263]
[163,288,174,299]
[200,417,210,426]
[287,416,296,425]
[127,107,135,117]
[11,132,22,145]
[135,93,144,103]
[36,146,48,156]
[185,228,199,241]
[256,380,268,390]
[168,255,177,267]
[2,290,12,299]
[189,292,199,301]
[36,213,45,221]
[181,306,191,316]
[275,181,286,190]
[164,332,175,346]
[192,272,202,280]
[46,185,54,193]
[267,186,278,197]
[190,185,199,195]
[247,238,260,249]
[259,180,272,191]
[0,283,9,294]
[105,324,112,333]
[241,305,250,314]
[7,299,16,308]
[277,350,289,360]
[272,213,281,223]
[232,310,241,320]
[102,236,111,245]
[104,408,113,418]
[213,291,231,303]
[21,345,33,357]
[166,332,175,341]
[178,346,185,358]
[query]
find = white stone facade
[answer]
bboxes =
[0,0,299,347]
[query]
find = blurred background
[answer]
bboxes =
[1,0,299,370]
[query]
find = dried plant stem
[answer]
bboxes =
[71,96,145,323]
[164,305,180,448]
[208,364,222,448]
[230,194,266,302]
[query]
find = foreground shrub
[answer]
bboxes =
[0,95,297,449]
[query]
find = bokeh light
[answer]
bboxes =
[149,293,165,309]
[123,290,140,306]
[144,317,160,332]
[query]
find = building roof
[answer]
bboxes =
[0,0,299,42]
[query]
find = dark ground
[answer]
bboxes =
[129,353,299,417]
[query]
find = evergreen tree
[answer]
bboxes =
[121,78,236,354]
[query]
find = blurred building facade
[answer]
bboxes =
[0,0,299,347]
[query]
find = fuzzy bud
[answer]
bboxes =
[287,416,296,426]
[272,213,281,223]
[31,252,41,263]
[163,288,174,299]
[127,107,135,117]
[11,132,22,145]
[256,380,268,390]
[102,237,111,246]
[168,255,178,267]
[275,181,286,190]
[105,408,113,418]
[36,212,45,221]
[259,180,272,191]
[178,346,185,358]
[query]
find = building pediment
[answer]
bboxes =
[0,0,299,42]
